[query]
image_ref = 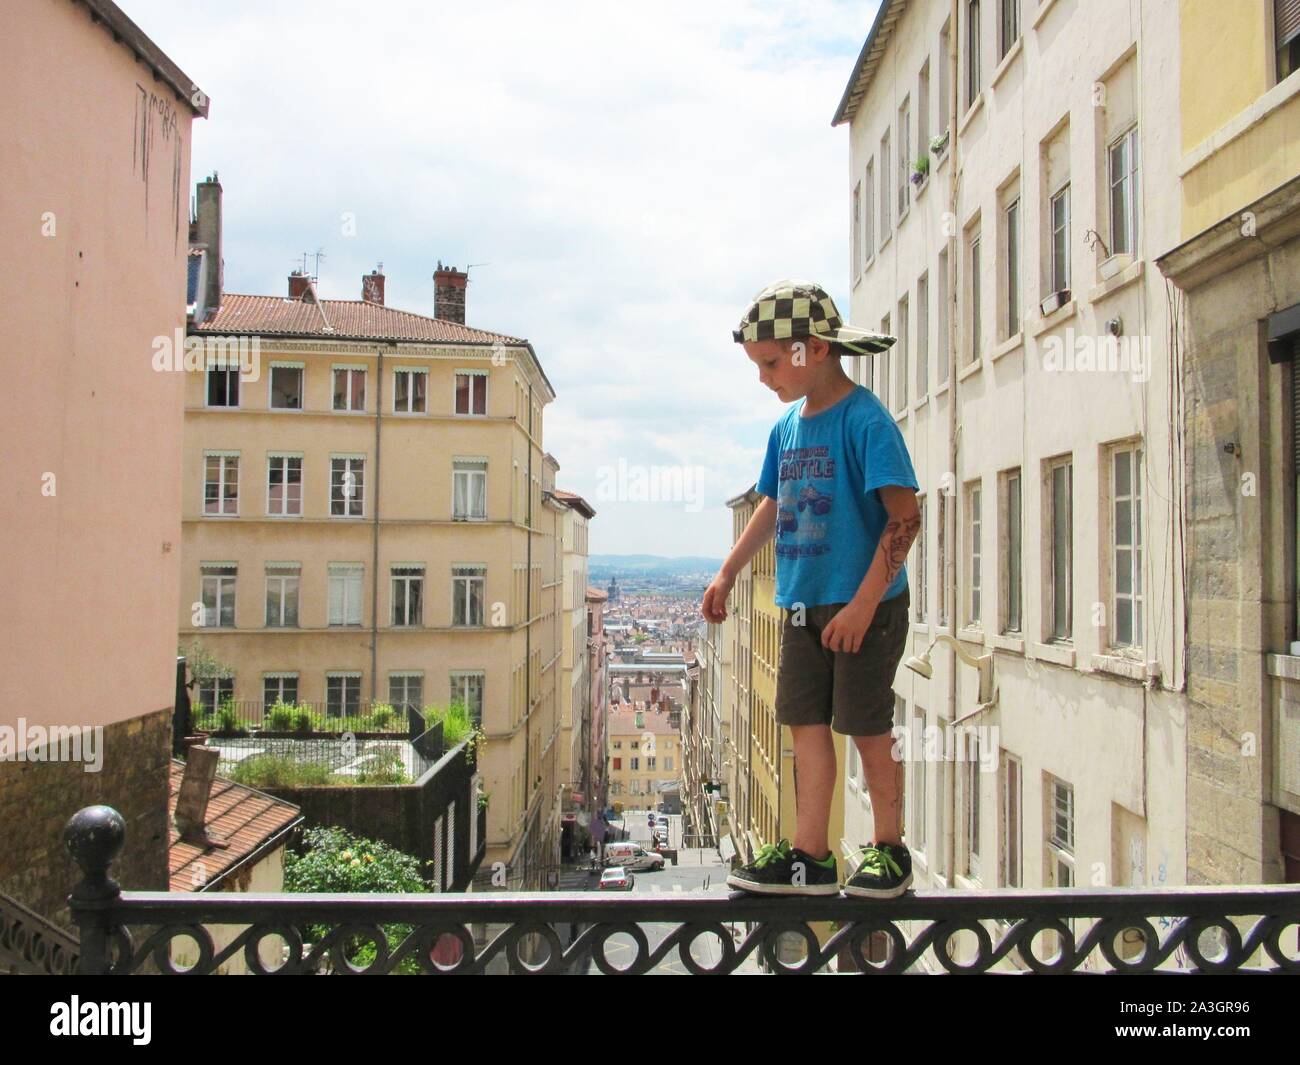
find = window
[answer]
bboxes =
[394,368,427,413]
[878,313,891,399]
[196,676,233,713]
[267,455,302,516]
[328,563,364,627]
[647,756,657,770]
[966,0,981,109]
[1004,196,1020,337]
[455,372,487,415]
[201,564,236,628]
[391,565,425,626]
[1048,457,1073,640]
[665,757,673,771]
[389,673,424,711]
[912,709,927,853]
[880,131,892,240]
[204,453,238,516]
[917,273,929,395]
[918,61,930,169]
[1049,777,1074,851]
[269,364,303,409]
[1111,444,1144,647]
[332,367,366,412]
[937,247,950,384]
[852,181,862,278]
[265,564,300,627]
[999,0,1019,60]
[915,495,928,622]
[1279,0,1300,80]
[330,457,365,517]
[631,757,640,771]
[864,160,876,260]
[896,294,909,411]
[1108,126,1140,257]
[326,673,361,717]
[451,672,485,725]
[967,226,982,362]
[206,364,239,407]
[452,564,486,626]
[1001,468,1022,634]
[898,97,911,217]
[1050,184,1071,294]
[938,491,950,626]
[1000,754,1022,887]
[453,459,488,521]
[967,481,982,625]
[938,21,952,137]
[613,758,622,771]
[963,730,981,878]
[263,673,297,707]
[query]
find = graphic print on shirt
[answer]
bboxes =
[775,445,835,559]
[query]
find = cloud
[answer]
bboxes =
[127,0,878,557]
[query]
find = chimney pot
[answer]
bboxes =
[289,271,312,299]
[433,262,469,324]
[362,268,385,305]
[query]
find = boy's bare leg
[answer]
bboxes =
[789,723,837,857]
[853,732,903,846]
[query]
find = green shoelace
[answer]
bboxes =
[751,839,792,869]
[851,844,903,879]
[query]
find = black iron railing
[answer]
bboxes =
[64,806,1300,975]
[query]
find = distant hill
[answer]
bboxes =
[589,554,722,577]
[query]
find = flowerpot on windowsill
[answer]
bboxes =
[1039,289,1070,316]
[929,130,950,156]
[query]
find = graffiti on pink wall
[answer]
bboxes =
[133,83,184,249]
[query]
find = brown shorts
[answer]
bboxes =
[774,588,911,736]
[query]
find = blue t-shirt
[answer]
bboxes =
[756,384,919,609]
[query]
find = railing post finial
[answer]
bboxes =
[63,805,126,974]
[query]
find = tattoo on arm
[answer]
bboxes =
[878,514,922,585]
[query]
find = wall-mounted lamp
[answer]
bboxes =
[905,634,999,723]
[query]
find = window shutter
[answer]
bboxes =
[1278,0,1300,48]
[329,574,344,624]
[348,570,363,625]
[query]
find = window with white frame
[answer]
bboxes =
[393,367,427,413]
[1047,776,1076,941]
[937,246,950,383]
[896,294,909,411]
[196,676,233,713]
[967,222,982,362]
[898,97,911,217]
[451,672,485,724]
[918,60,930,171]
[452,564,486,627]
[916,273,929,396]
[206,364,239,407]
[1108,125,1140,258]
[963,729,981,878]
[330,457,365,517]
[1110,444,1144,648]
[269,363,303,409]
[1001,468,1022,634]
[389,672,424,711]
[864,160,876,261]
[938,490,950,626]
[455,371,487,415]
[454,458,487,520]
[967,481,982,625]
[1050,183,1071,295]
[201,563,236,628]
[1003,193,1021,337]
[880,131,892,240]
[267,454,302,516]
[326,673,361,717]
[1000,753,1022,888]
[966,0,981,109]
[912,708,927,854]
[938,20,951,137]
[264,563,300,627]
[263,673,298,707]
[328,563,364,627]
[391,564,424,626]
[1048,456,1073,641]
[631,757,640,771]
[915,494,928,622]
[333,367,366,412]
[204,453,239,516]
[1279,0,1300,80]
[999,0,1019,60]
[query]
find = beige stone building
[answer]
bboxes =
[0,0,205,930]
[555,491,596,848]
[607,704,680,809]
[180,179,568,888]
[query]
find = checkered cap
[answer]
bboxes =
[732,279,895,355]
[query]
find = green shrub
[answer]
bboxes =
[292,706,318,733]
[354,749,409,786]
[215,699,242,735]
[228,755,333,789]
[369,703,396,729]
[267,700,296,731]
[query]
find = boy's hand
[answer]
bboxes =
[701,570,735,623]
[821,600,877,653]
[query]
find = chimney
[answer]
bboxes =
[193,174,223,317]
[174,746,229,849]
[362,265,385,305]
[433,260,468,324]
[289,270,313,299]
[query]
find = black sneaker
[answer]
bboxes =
[842,841,913,898]
[726,838,840,896]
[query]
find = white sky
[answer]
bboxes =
[126,0,882,558]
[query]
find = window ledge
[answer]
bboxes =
[1179,67,1300,178]
[957,625,986,646]
[954,873,981,892]
[934,147,950,173]
[893,406,909,425]
[990,331,1024,363]
[991,38,1023,92]
[898,204,912,229]
[991,633,1025,654]
[911,393,930,413]
[914,175,931,200]
[933,378,951,398]
[1090,653,1146,681]
[1088,258,1143,303]
[1028,298,1077,338]
[1032,0,1062,29]
[863,253,877,277]
[912,620,932,635]
[958,93,985,137]
[879,231,893,255]
[1031,640,1075,667]
[957,356,983,382]
[1265,652,1300,680]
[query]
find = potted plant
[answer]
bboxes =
[929,130,950,156]
[910,154,930,186]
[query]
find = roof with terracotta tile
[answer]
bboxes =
[555,489,596,518]
[193,293,528,346]
[168,760,303,892]
[608,706,680,735]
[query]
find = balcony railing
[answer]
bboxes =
[64,806,1300,975]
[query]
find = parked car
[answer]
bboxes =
[603,841,665,871]
[600,867,635,891]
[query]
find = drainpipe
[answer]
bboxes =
[370,345,387,706]
[525,380,534,823]
[945,0,961,887]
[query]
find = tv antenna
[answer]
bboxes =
[295,247,327,281]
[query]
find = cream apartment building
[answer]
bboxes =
[607,705,680,809]
[556,491,595,809]
[835,0,1191,969]
[181,180,565,887]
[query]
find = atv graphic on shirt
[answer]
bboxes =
[796,485,833,515]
